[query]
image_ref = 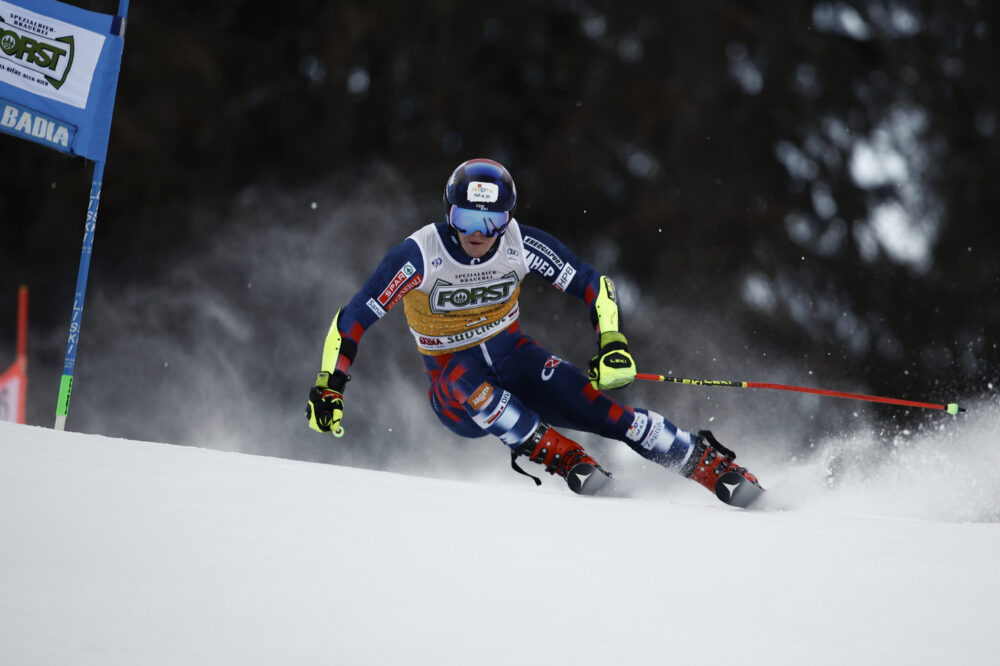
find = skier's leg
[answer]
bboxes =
[496,339,695,463]
[424,351,610,495]
[511,422,612,495]
[425,352,538,446]
[423,353,494,439]
[497,339,763,504]
[678,430,764,507]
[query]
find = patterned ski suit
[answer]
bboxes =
[328,220,697,470]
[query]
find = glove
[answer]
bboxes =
[588,331,636,391]
[306,371,346,436]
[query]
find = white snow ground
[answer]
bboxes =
[1,416,998,666]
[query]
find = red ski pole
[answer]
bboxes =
[635,373,964,415]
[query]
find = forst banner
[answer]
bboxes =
[0,0,124,162]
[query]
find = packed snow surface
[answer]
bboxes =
[1,417,998,665]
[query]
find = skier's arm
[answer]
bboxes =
[519,224,636,390]
[306,240,424,434]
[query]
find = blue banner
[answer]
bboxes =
[0,0,125,162]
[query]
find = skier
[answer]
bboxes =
[306,158,763,506]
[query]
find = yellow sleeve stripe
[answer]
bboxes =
[321,309,344,372]
[594,276,620,334]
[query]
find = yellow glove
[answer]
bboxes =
[588,331,636,390]
[306,371,345,436]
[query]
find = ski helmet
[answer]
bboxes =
[443,158,517,237]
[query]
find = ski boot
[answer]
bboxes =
[512,423,612,495]
[681,430,764,508]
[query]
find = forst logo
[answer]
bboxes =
[0,16,75,89]
[430,272,518,312]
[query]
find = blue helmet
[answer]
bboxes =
[443,159,517,237]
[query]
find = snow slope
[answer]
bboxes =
[1,419,998,666]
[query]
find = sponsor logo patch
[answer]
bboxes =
[430,272,517,313]
[378,261,418,306]
[366,298,386,319]
[0,13,75,89]
[484,391,510,425]
[1,99,75,150]
[541,355,562,381]
[626,412,649,443]
[468,381,495,411]
[554,264,577,292]
[523,237,564,269]
[602,276,618,301]
[467,181,499,203]
[0,2,108,110]
[640,415,665,451]
[526,251,556,279]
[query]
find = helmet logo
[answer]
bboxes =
[467,181,499,204]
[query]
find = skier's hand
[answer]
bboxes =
[306,371,346,436]
[588,331,636,391]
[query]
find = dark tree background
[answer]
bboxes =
[2,1,997,454]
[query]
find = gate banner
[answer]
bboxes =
[0,0,125,161]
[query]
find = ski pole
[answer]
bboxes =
[635,373,964,415]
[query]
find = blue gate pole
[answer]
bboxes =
[53,0,130,431]
[55,161,105,430]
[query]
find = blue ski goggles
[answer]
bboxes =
[449,206,511,237]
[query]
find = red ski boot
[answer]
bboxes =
[513,424,612,495]
[681,430,764,508]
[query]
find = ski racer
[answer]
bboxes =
[306,158,763,506]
